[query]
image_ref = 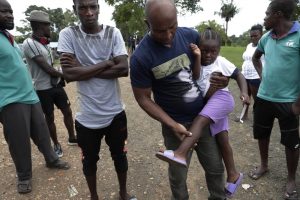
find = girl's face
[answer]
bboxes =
[200,39,220,66]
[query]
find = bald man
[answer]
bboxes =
[130,0,227,199]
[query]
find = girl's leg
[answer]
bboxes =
[215,131,240,182]
[174,115,211,161]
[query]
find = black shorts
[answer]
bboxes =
[246,79,261,88]
[36,87,70,115]
[75,111,128,175]
[253,97,299,149]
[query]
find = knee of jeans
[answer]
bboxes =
[112,153,128,173]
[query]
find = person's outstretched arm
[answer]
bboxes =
[132,86,191,140]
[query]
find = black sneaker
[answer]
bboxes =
[67,138,78,146]
[54,143,63,157]
[17,179,32,194]
[46,159,70,170]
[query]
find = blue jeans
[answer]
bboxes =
[162,123,225,200]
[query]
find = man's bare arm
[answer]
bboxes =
[252,49,264,78]
[59,53,114,82]
[132,86,191,139]
[94,55,128,79]
[32,55,63,77]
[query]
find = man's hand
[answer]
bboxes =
[60,53,81,68]
[210,72,229,90]
[241,93,250,105]
[292,102,300,115]
[172,123,192,141]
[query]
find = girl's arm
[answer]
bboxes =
[190,43,201,80]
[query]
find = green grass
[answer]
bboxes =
[220,46,246,69]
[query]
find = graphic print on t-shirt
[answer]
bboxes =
[152,54,190,79]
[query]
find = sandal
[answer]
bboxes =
[17,179,32,194]
[225,173,243,198]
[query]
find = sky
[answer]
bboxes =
[9,0,270,37]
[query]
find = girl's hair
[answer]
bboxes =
[250,24,263,34]
[200,27,221,46]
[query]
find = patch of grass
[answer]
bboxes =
[220,46,246,69]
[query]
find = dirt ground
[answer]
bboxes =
[0,77,299,200]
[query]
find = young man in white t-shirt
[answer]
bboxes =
[57,0,135,199]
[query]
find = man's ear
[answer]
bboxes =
[144,19,150,29]
[73,5,77,15]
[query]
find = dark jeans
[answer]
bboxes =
[162,123,225,200]
[0,103,58,181]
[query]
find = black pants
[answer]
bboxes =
[75,111,128,176]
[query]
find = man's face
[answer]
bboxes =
[41,22,51,38]
[147,12,177,46]
[73,0,99,29]
[264,6,277,31]
[0,0,14,30]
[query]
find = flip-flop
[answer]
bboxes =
[155,150,187,167]
[248,167,269,180]
[225,172,244,198]
[284,190,298,200]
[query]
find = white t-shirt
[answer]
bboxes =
[58,25,128,129]
[23,38,53,90]
[197,56,236,97]
[241,43,265,79]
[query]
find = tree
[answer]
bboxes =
[111,1,147,44]
[215,0,239,44]
[195,20,227,46]
[292,0,300,20]
[16,5,77,43]
[105,0,203,46]
[105,0,202,13]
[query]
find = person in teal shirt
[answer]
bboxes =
[0,0,70,194]
[250,0,300,199]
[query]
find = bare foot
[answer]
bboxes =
[227,172,241,183]
[119,192,137,200]
[248,166,269,180]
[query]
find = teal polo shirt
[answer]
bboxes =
[0,33,39,110]
[257,21,300,102]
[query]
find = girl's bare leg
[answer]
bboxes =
[174,115,211,161]
[216,131,240,182]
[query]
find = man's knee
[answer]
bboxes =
[112,153,128,173]
[45,113,55,124]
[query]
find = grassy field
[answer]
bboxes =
[220,46,246,69]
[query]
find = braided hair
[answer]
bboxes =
[200,27,221,47]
